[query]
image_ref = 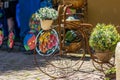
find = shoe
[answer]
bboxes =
[0,29,4,46]
[7,31,15,48]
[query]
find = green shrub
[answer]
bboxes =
[89,23,120,52]
[105,67,116,75]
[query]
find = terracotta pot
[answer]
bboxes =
[94,50,114,63]
[105,73,116,79]
[63,0,84,8]
[40,20,53,30]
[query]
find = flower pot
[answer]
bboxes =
[105,73,116,79]
[40,20,53,30]
[94,50,114,63]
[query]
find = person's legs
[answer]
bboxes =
[4,1,18,48]
[7,18,14,31]
[7,17,15,48]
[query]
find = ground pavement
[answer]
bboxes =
[0,50,105,80]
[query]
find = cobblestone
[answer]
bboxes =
[0,51,105,80]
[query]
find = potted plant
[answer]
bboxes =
[105,67,116,79]
[89,23,120,62]
[35,7,58,30]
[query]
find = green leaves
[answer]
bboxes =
[105,67,116,74]
[89,23,120,51]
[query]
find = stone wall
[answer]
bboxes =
[115,42,120,80]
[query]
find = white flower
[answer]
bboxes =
[35,7,58,20]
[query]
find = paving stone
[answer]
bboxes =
[0,50,106,80]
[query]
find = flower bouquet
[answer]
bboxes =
[35,7,58,30]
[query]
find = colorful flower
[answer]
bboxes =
[47,34,57,49]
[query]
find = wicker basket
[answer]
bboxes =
[64,41,83,52]
[40,20,53,30]
[63,0,84,8]
[94,50,114,63]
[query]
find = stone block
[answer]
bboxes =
[115,42,120,80]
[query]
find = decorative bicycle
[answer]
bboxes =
[33,1,89,78]
[33,0,115,79]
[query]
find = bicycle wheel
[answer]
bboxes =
[34,28,86,79]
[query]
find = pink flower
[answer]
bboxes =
[47,41,53,49]
[47,34,58,49]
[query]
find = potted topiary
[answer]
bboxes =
[35,7,58,30]
[89,23,120,62]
